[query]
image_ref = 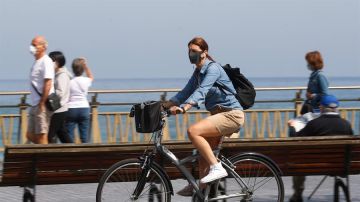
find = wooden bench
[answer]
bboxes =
[222,135,360,202]
[1,135,359,201]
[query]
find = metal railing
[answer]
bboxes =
[0,86,359,152]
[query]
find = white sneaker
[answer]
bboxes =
[200,163,228,184]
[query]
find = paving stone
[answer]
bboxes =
[0,176,359,201]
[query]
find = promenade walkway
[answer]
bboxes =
[0,173,359,201]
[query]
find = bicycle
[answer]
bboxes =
[96,107,284,202]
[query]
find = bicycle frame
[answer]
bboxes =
[98,109,284,202]
[137,118,251,201]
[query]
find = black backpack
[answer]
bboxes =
[213,63,256,110]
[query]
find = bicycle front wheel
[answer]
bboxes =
[223,154,284,202]
[96,158,172,202]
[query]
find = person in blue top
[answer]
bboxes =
[301,51,329,114]
[164,37,245,192]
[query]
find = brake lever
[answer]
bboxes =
[129,106,135,117]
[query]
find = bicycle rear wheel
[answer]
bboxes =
[222,154,284,202]
[96,158,172,202]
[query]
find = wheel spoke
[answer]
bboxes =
[218,154,284,202]
[96,159,171,202]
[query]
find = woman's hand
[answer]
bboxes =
[288,120,295,127]
[82,58,89,68]
[80,57,94,81]
[169,104,192,115]
[169,106,184,115]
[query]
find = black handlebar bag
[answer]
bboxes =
[131,101,162,133]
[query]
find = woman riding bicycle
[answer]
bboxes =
[164,36,245,188]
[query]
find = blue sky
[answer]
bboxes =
[0,0,359,79]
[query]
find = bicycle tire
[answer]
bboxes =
[23,189,34,202]
[96,158,172,202]
[221,154,284,202]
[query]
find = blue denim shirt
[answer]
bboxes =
[170,60,242,111]
[307,70,329,110]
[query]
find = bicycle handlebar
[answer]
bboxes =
[161,107,184,118]
[128,102,184,119]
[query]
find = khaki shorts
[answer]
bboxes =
[27,105,52,135]
[206,109,245,136]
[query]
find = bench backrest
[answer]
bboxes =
[1,143,150,186]
[221,136,360,176]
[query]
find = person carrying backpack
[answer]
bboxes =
[163,36,245,194]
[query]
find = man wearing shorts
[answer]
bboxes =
[27,36,55,144]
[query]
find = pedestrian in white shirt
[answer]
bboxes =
[27,36,54,144]
[66,57,94,143]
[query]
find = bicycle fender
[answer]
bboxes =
[229,152,283,175]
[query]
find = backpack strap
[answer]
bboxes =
[31,82,42,96]
[208,61,236,96]
[215,80,236,96]
[32,77,57,97]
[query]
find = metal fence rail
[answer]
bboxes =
[0,86,359,151]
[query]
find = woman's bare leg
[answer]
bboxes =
[198,137,221,188]
[188,119,222,166]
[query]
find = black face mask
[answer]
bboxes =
[189,50,203,64]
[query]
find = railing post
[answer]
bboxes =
[294,90,303,117]
[18,95,28,144]
[160,92,167,102]
[90,93,101,143]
